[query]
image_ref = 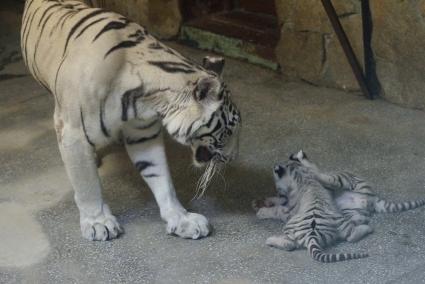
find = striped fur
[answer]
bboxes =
[292,150,425,216]
[21,0,240,241]
[257,151,425,262]
[263,160,369,263]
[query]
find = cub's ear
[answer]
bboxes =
[289,150,307,161]
[289,154,298,161]
[194,77,221,101]
[297,150,307,160]
[202,56,225,76]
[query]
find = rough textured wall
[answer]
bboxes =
[275,0,425,109]
[85,0,181,39]
[371,0,425,109]
[275,0,363,91]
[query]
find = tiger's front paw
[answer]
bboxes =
[80,204,123,241]
[166,212,211,239]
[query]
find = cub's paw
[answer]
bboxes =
[266,235,296,251]
[256,205,290,221]
[256,207,281,219]
[253,197,286,212]
[80,204,123,241]
[166,212,211,239]
[252,199,265,212]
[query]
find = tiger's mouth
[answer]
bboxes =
[193,146,229,167]
[195,146,213,164]
[192,146,215,167]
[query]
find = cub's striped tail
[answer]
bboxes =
[307,234,368,263]
[374,199,425,213]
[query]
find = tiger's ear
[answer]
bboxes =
[202,56,225,76]
[298,150,307,160]
[194,77,221,102]
[289,150,307,161]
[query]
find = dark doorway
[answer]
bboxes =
[180,0,280,69]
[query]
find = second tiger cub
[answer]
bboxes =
[254,150,425,263]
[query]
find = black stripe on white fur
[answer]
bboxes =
[125,129,161,145]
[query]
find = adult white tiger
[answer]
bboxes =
[21,0,241,241]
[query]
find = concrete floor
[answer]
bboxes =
[2,8,425,284]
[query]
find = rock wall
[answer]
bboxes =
[275,0,363,91]
[275,0,425,109]
[86,0,181,39]
[81,0,425,109]
[371,0,425,109]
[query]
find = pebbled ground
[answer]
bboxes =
[1,3,425,283]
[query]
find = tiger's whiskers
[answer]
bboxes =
[192,160,218,200]
[216,165,227,192]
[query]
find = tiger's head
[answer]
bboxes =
[189,58,241,168]
[273,151,315,199]
[159,56,241,168]
[149,55,241,174]
[189,82,241,167]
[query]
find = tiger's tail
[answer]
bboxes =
[374,199,425,213]
[307,234,368,263]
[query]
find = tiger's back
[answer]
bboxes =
[21,0,219,146]
[23,0,202,92]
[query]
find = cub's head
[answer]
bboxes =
[273,150,313,198]
[188,57,241,167]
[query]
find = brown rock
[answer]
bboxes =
[125,0,149,27]
[421,0,425,18]
[324,14,364,91]
[148,0,181,39]
[371,0,425,109]
[275,0,362,89]
[275,0,294,26]
[84,0,181,39]
[275,0,358,32]
[276,28,325,84]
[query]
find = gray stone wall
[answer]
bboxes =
[85,0,181,39]
[275,0,363,91]
[275,0,425,109]
[371,0,425,109]
[84,0,425,109]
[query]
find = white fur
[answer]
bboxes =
[21,0,241,240]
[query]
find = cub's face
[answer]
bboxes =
[273,157,312,199]
[273,162,296,198]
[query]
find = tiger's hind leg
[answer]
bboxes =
[55,114,123,241]
[266,234,297,251]
[339,219,373,243]
[123,120,210,239]
[346,225,373,243]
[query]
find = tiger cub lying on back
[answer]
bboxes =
[253,151,425,263]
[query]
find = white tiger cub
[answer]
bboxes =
[254,151,425,262]
[291,150,425,225]
[21,0,241,241]
[256,158,370,263]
